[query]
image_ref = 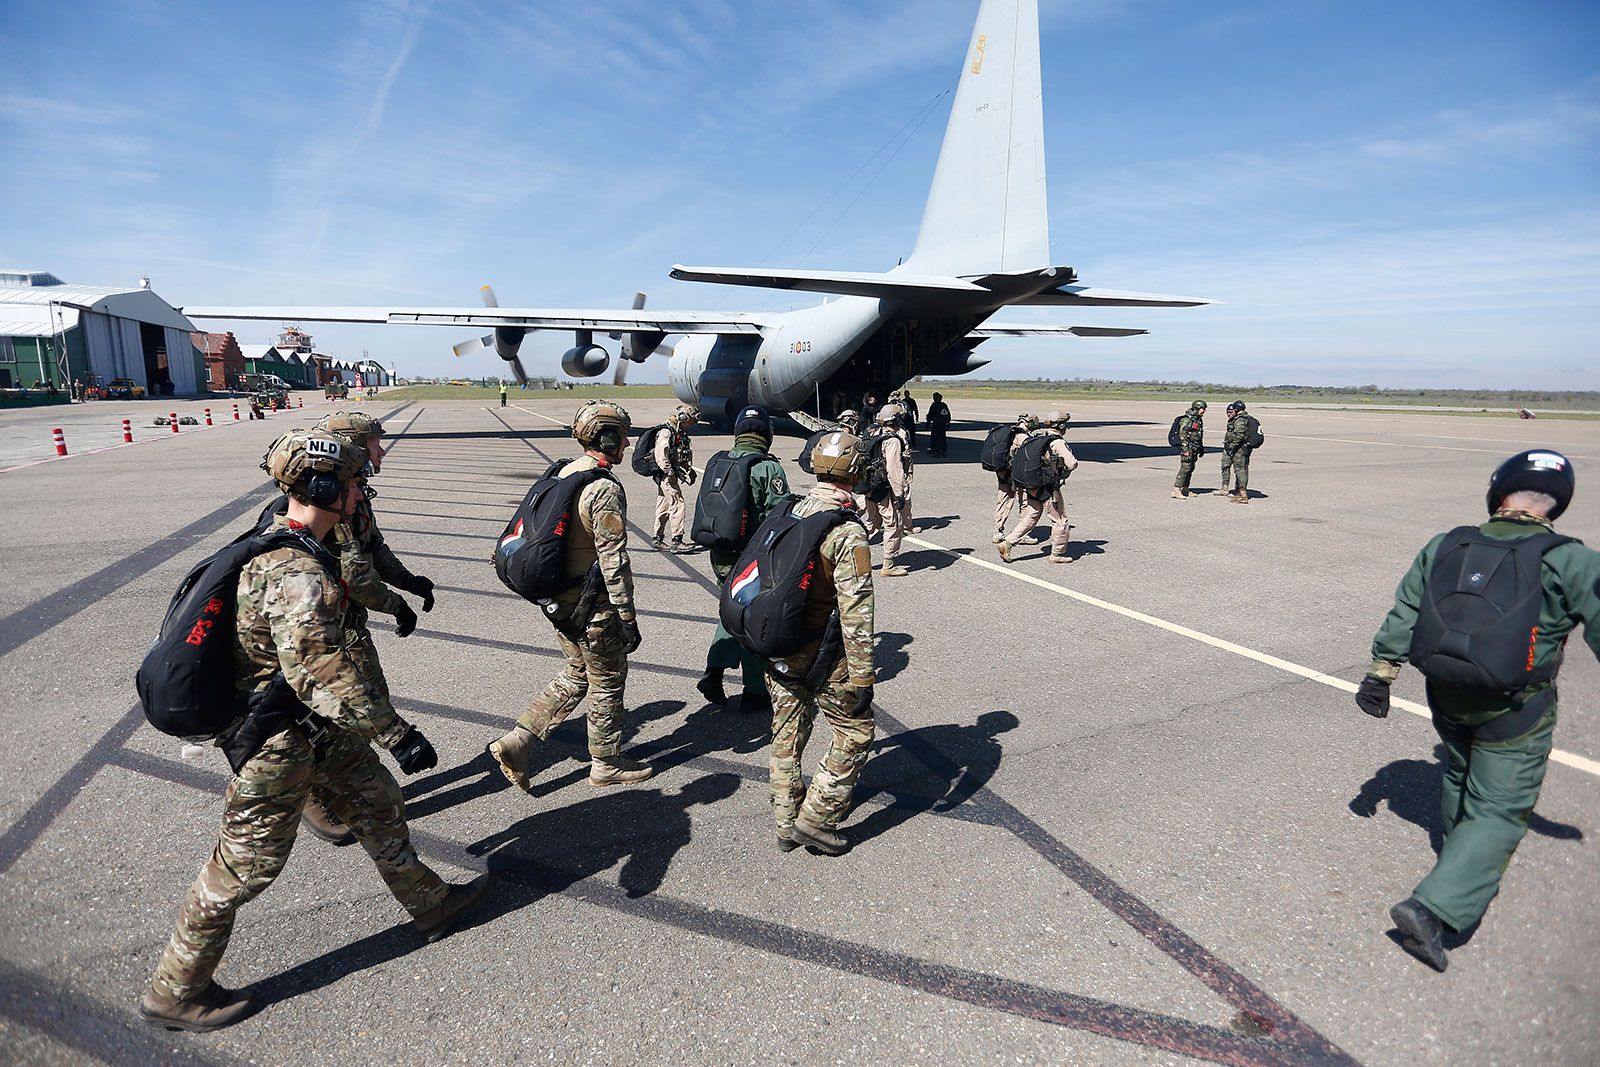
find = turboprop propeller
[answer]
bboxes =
[610,292,665,385]
[451,285,532,384]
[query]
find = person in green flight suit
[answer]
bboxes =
[697,405,791,715]
[1357,450,1600,971]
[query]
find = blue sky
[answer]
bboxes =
[2,0,1597,388]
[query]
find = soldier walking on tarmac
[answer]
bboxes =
[1357,450,1600,971]
[652,404,699,551]
[767,430,877,855]
[696,405,790,716]
[992,413,1038,541]
[998,411,1079,564]
[1219,401,1254,503]
[868,405,913,577]
[141,432,487,1032]
[1171,400,1207,498]
[489,400,654,790]
[926,392,951,457]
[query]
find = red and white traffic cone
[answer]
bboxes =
[52,427,67,456]
[122,419,133,443]
[170,412,179,434]
[232,403,240,420]
[204,407,213,426]
[297,397,303,409]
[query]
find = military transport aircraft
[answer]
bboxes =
[186,0,1210,430]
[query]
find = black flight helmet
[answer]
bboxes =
[1486,449,1575,519]
[733,404,772,442]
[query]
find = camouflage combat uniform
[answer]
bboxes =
[707,434,790,698]
[765,483,876,838]
[1003,429,1079,559]
[1174,405,1206,491]
[1221,413,1252,494]
[653,423,694,544]
[149,515,447,1002]
[517,456,637,757]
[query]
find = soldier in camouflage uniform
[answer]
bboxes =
[1171,400,1207,498]
[489,400,653,790]
[765,429,877,856]
[141,432,487,1033]
[1219,401,1253,503]
[698,405,790,715]
[652,404,699,551]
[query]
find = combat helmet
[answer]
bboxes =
[1487,449,1575,519]
[1044,410,1070,430]
[835,409,861,432]
[673,403,701,427]
[1190,400,1208,412]
[1016,412,1039,431]
[733,405,772,441]
[316,410,385,447]
[876,404,902,425]
[572,399,632,457]
[261,430,368,508]
[809,430,865,485]
[1226,400,1246,415]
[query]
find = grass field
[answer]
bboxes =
[379,383,677,401]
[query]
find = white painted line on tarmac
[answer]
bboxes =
[1269,433,1594,460]
[0,415,257,475]
[903,533,1600,779]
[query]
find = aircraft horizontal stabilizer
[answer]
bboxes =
[1014,286,1214,308]
[183,305,765,335]
[970,324,1148,338]
[670,265,988,300]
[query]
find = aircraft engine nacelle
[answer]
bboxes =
[920,345,991,376]
[561,344,611,378]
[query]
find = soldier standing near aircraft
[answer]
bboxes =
[926,392,951,457]
[1171,400,1207,499]
[990,413,1038,542]
[1220,401,1253,503]
[766,430,877,856]
[1358,450,1599,972]
[900,389,920,451]
[141,432,486,1032]
[651,404,699,551]
[871,406,912,577]
[998,411,1078,564]
[489,400,653,789]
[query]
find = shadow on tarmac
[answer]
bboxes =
[874,632,912,683]
[1349,746,1584,854]
[847,710,1021,845]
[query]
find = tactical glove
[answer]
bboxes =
[849,684,875,717]
[391,727,438,774]
[402,574,435,612]
[620,615,642,654]
[684,468,697,485]
[1355,677,1391,719]
[393,601,418,638]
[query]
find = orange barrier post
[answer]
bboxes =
[170,412,179,434]
[204,407,213,426]
[232,403,240,421]
[122,419,133,443]
[52,427,67,456]
[297,397,303,409]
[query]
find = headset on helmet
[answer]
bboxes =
[572,400,632,456]
[1487,449,1575,519]
[809,430,865,484]
[733,405,772,440]
[674,404,701,427]
[316,410,385,446]
[1226,401,1245,414]
[261,430,368,509]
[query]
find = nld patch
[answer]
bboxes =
[306,437,342,458]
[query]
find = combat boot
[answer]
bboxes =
[140,981,255,1032]
[881,562,909,577]
[791,818,850,856]
[696,670,727,709]
[1390,897,1448,972]
[1048,553,1073,565]
[997,541,1013,563]
[487,725,538,792]
[414,873,492,943]
[1171,487,1188,499]
[776,828,801,852]
[991,531,1006,544]
[651,536,665,551]
[738,691,772,716]
[590,753,654,787]
[1233,490,1250,504]
[301,796,355,846]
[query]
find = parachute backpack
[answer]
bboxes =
[981,424,1022,472]
[718,498,862,659]
[1408,527,1578,691]
[856,430,893,503]
[1246,415,1265,449]
[1167,416,1185,449]
[136,523,336,741]
[1010,434,1060,492]
[691,450,766,552]
[495,460,616,603]
[631,425,665,477]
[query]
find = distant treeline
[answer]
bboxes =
[934,379,1599,408]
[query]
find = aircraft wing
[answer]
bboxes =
[182,305,767,335]
[970,323,1149,338]
[670,264,988,300]
[1013,286,1214,308]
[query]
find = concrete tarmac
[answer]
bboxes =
[0,394,1595,1066]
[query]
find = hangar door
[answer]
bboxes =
[78,311,147,387]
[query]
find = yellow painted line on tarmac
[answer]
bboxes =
[903,533,1600,779]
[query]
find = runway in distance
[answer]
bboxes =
[186,0,1212,429]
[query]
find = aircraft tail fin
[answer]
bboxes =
[902,0,1048,277]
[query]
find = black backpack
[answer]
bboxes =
[857,430,893,503]
[1167,415,1185,449]
[495,461,616,602]
[1246,415,1265,449]
[136,524,335,741]
[1408,527,1577,691]
[981,424,1021,472]
[692,451,764,551]
[631,426,665,477]
[719,498,862,659]
[1010,434,1060,491]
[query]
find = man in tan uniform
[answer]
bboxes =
[651,403,698,551]
[490,400,653,789]
[870,405,913,578]
[993,412,1038,542]
[998,411,1079,565]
